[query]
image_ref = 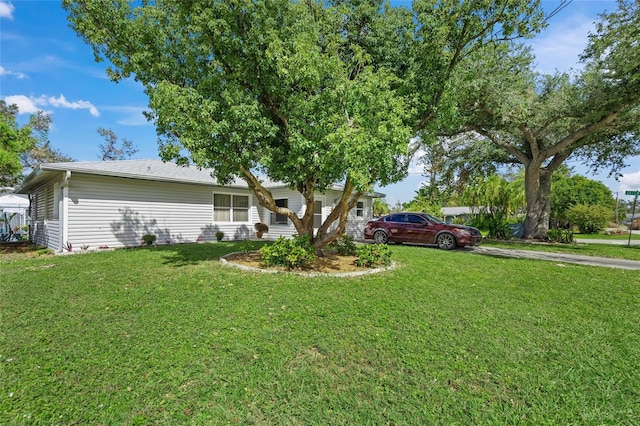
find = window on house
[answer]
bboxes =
[356,201,364,217]
[45,184,59,220]
[271,198,288,225]
[53,183,60,220]
[233,195,249,222]
[313,200,323,228]
[213,193,249,222]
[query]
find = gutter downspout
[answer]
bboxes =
[28,194,33,242]
[60,171,71,251]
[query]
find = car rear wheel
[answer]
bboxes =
[373,230,389,244]
[436,233,456,250]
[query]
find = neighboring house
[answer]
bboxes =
[0,189,29,237]
[15,160,381,252]
[626,213,640,230]
[441,206,480,224]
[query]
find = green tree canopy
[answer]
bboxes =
[0,100,68,187]
[462,172,525,222]
[373,198,390,217]
[551,170,615,226]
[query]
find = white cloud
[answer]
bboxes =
[48,94,100,117]
[529,12,597,74]
[619,171,640,194]
[407,148,427,175]
[3,95,43,114]
[0,1,14,19]
[0,65,26,79]
[3,94,100,117]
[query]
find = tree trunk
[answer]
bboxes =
[240,167,360,255]
[312,180,361,255]
[523,163,552,239]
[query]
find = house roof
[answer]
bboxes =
[16,159,386,198]
[16,159,248,193]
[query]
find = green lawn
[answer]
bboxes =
[2,242,639,424]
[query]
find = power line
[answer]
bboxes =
[545,0,573,22]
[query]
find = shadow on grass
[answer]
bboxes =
[155,240,269,267]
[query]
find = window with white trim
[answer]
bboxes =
[313,200,323,228]
[213,193,249,222]
[270,198,288,225]
[356,201,364,217]
[53,183,60,220]
[45,184,60,220]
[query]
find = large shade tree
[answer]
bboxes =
[63,0,545,251]
[451,0,640,239]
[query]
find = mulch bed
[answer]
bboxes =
[224,250,373,274]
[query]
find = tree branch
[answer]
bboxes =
[470,126,529,164]
[518,123,539,158]
[543,110,620,159]
[239,166,303,232]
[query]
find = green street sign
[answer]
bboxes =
[626,190,640,195]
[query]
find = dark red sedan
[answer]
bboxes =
[363,212,482,250]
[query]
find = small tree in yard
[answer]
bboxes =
[65,0,413,254]
[64,0,545,253]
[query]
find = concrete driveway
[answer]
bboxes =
[470,246,640,270]
[575,238,640,245]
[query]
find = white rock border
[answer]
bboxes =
[220,251,396,277]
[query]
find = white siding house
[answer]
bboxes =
[16,160,382,252]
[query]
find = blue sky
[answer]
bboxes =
[1,0,638,204]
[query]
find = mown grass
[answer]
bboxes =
[2,242,639,424]
[483,239,640,261]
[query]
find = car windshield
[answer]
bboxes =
[424,214,445,224]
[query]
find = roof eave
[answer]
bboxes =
[15,166,45,194]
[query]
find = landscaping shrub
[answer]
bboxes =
[259,235,316,269]
[329,234,357,256]
[468,211,522,240]
[567,203,612,234]
[355,244,392,267]
[547,228,575,243]
[487,218,511,240]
